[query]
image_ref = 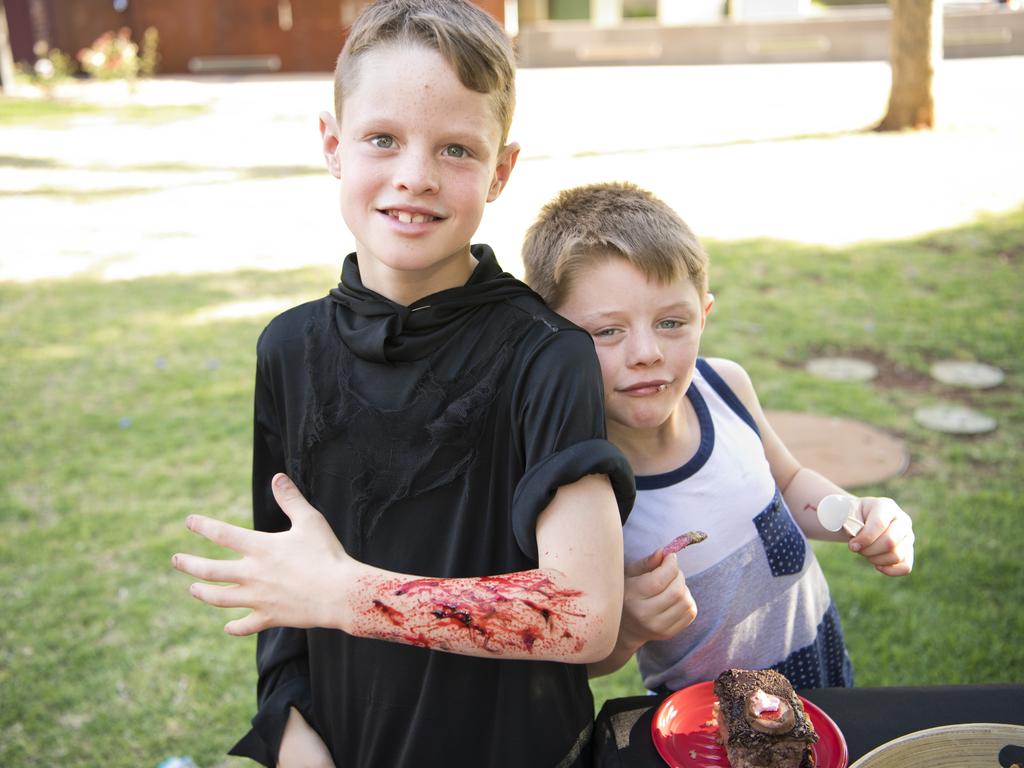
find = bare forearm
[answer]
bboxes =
[344,566,610,662]
[781,466,850,541]
[176,473,622,660]
[347,475,624,663]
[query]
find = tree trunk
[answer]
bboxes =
[0,2,19,93]
[877,0,943,131]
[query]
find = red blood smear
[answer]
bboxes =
[519,629,538,650]
[403,633,432,648]
[373,600,405,627]
[522,599,553,622]
[366,572,588,654]
[397,573,582,600]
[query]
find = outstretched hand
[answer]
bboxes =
[619,548,697,650]
[172,473,353,635]
[848,496,915,577]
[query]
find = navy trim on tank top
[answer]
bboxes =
[635,385,714,491]
[695,358,760,436]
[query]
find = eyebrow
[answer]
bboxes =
[578,302,697,322]
[351,114,496,146]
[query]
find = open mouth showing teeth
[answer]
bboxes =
[387,210,439,224]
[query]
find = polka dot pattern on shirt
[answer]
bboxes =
[772,602,854,688]
[753,492,807,577]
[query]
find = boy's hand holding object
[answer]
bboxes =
[619,532,707,647]
[817,494,915,577]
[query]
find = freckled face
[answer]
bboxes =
[556,258,709,434]
[331,44,514,301]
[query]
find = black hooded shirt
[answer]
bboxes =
[229,245,635,767]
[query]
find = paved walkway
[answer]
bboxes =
[2,56,1023,282]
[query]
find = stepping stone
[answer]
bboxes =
[767,411,908,488]
[929,360,1004,389]
[913,404,997,435]
[805,356,878,382]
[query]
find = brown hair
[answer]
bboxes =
[522,182,709,309]
[334,0,516,146]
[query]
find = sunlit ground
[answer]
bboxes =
[3,57,1022,767]
[2,56,1022,286]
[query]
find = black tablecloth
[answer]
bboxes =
[593,683,1024,767]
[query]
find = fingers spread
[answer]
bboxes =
[271,473,316,524]
[172,552,244,584]
[225,613,265,636]
[185,514,260,554]
[189,581,251,609]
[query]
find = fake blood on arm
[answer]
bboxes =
[355,571,590,656]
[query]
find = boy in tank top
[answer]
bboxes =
[522,182,915,692]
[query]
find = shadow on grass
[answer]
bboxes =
[1,210,1021,765]
[0,97,209,127]
[0,152,324,199]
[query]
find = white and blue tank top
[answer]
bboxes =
[624,358,853,692]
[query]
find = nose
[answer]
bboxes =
[393,147,439,195]
[627,329,663,367]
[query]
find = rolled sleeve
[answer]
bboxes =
[510,325,635,560]
[511,438,634,559]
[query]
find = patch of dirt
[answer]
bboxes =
[996,245,1022,265]
[847,350,935,393]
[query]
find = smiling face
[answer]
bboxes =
[556,256,712,437]
[321,43,518,304]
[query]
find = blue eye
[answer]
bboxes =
[657,319,685,330]
[444,144,467,158]
[370,135,394,149]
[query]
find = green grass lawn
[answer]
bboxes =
[2,201,1022,765]
[0,96,208,127]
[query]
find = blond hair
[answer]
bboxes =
[334,0,516,146]
[522,182,709,309]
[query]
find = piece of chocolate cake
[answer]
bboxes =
[713,669,818,768]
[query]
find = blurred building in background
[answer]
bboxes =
[3,0,504,74]
[3,0,1021,74]
[514,0,1022,65]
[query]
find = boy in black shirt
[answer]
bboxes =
[172,1,634,766]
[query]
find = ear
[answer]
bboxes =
[319,111,342,179]
[701,292,715,330]
[486,141,520,203]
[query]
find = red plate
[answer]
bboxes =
[651,680,848,768]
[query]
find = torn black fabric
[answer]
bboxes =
[299,301,529,555]
[328,244,535,363]
[294,245,540,553]
[235,245,635,768]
